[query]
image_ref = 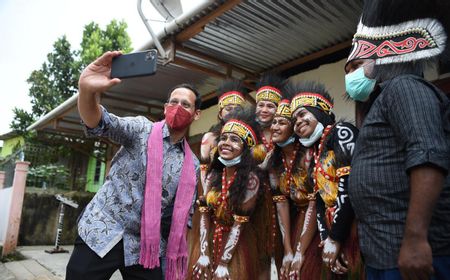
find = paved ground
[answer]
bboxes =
[2,246,278,279]
[1,245,122,280]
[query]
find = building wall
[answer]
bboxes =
[189,58,355,138]
[289,59,355,123]
[0,136,24,158]
[85,156,106,192]
[189,104,220,137]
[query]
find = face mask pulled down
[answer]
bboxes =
[276,136,296,148]
[218,155,242,167]
[165,104,193,131]
[299,122,324,147]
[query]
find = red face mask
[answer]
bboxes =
[165,104,193,130]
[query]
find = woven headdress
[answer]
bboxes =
[275,99,292,119]
[347,0,447,66]
[285,81,335,127]
[217,80,246,111]
[255,74,285,105]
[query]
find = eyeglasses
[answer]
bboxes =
[167,98,193,109]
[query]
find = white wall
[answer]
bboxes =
[189,104,219,136]
[189,58,356,137]
[289,59,355,123]
[0,187,13,244]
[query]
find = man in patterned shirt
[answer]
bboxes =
[345,1,450,279]
[66,51,201,280]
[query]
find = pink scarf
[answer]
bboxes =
[139,120,196,280]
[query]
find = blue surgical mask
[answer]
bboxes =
[218,155,242,167]
[276,136,296,148]
[299,122,324,147]
[345,67,376,101]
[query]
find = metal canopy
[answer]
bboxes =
[28,0,363,138]
[183,0,362,73]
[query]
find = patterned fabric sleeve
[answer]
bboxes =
[83,106,152,147]
[329,123,358,243]
[188,160,200,228]
[316,191,328,241]
[328,174,354,243]
[331,122,358,167]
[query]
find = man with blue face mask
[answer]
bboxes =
[345,1,450,279]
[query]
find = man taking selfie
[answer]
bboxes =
[66,51,201,280]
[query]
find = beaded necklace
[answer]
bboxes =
[213,167,237,264]
[312,125,335,192]
[281,143,299,192]
[221,168,237,204]
[261,130,273,151]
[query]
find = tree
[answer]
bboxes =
[10,20,133,134]
[9,108,35,133]
[79,20,133,69]
[10,35,79,134]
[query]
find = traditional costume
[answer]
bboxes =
[253,74,287,278]
[268,99,322,279]
[199,80,246,187]
[289,82,363,279]
[255,74,284,152]
[189,108,263,280]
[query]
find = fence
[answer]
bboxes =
[0,151,17,246]
[0,161,29,256]
[0,149,21,189]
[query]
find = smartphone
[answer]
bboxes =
[111,50,158,79]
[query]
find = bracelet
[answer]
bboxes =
[233,214,250,223]
[336,166,351,177]
[218,260,229,266]
[196,196,207,207]
[199,206,209,213]
[272,195,288,203]
[200,164,209,171]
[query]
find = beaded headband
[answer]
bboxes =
[348,18,447,65]
[290,93,333,115]
[218,91,245,110]
[275,99,292,119]
[221,119,258,147]
[256,86,282,105]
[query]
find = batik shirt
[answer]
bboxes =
[77,107,199,266]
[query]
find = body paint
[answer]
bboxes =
[221,223,241,262]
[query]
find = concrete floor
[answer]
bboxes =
[1,245,122,280]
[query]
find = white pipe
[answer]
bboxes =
[136,0,214,51]
[138,0,167,58]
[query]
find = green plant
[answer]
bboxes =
[0,249,26,263]
[27,164,70,189]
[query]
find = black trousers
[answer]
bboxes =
[66,236,162,280]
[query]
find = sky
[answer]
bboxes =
[0,0,168,141]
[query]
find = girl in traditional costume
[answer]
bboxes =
[190,108,263,280]
[254,74,287,279]
[289,81,363,279]
[255,74,284,153]
[267,98,322,280]
[188,80,246,267]
[200,80,246,190]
